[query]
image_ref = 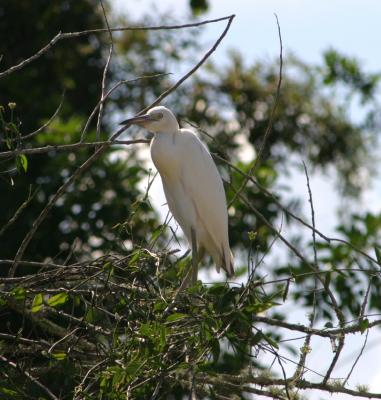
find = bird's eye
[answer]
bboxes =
[153,112,163,121]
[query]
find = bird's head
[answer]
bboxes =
[120,106,179,134]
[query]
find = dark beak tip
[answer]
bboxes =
[118,114,151,126]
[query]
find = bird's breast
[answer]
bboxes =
[150,134,180,181]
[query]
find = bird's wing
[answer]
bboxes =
[177,129,233,275]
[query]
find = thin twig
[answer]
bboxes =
[229,13,282,207]
[0,139,149,159]
[0,16,234,79]
[233,185,346,329]
[95,0,113,145]
[292,161,319,380]
[0,186,35,237]
[138,15,235,115]
[80,73,170,141]
[343,329,369,386]
[198,372,381,399]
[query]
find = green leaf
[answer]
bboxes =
[211,338,220,361]
[5,138,12,149]
[32,293,43,312]
[0,387,18,396]
[261,332,279,349]
[16,154,28,173]
[85,308,96,323]
[73,295,81,307]
[159,324,167,349]
[51,352,66,360]
[103,262,113,271]
[359,318,369,334]
[324,321,334,328]
[244,301,277,314]
[250,331,263,346]
[375,247,381,265]
[190,0,209,14]
[125,360,142,377]
[12,287,26,301]
[129,250,141,266]
[208,284,228,296]
[139,323,153,337]
[283,279,291,302]
[324,272,331,289]
[48,292,68,308]
[153,301,166,313]
[165,313,188,323]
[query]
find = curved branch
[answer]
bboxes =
[0,16,234,79]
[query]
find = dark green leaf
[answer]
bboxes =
[190,0,208,14]
[261,332,279,350]
[12,287,26,301]
[374,247,381,265]
[139,323,152,337]
[359,318,369,334]
[283,279,291,302]
[211,338,220,361]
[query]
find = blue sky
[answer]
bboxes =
[115,0,381,71]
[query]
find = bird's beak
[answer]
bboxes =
[119,114,153,126]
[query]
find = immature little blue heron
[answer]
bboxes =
[121,106,234,284]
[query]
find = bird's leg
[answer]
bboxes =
[191,227,198,285]
[175,229,203,292]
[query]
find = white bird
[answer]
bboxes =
[121,106,234,284]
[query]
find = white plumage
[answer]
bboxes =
[121,106,234,278]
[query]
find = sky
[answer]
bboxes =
[114,0,381,396]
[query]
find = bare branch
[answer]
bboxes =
[0,139,149,159]
[95,0,113,145]
[0,16,234,79]
[292,161,319,380]
[0,186,35,237]
[344,329,369,386]
[138,14,235,115]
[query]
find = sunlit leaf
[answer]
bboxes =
[47,292,68,308]
[51,352,67,360]
[31,293,43,312]
[16,154,28,173]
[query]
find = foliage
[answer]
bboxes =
[0,0,161,262]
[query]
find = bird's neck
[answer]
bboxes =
[154,127,180,135]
